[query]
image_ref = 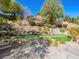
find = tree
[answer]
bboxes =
[0,0,25,20]
[74,17,79,24]
[64,16,78,23]
[64,16,71,22]
[0,0,14,12]
[40,0,64,24]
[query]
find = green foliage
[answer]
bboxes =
[40,0,64,24]
[44,23,53,28]
[69,27,79,36]
[35,23,44,27]
[16,16,21,24]
[0,22,13,31]
[64,16,71,22]
[27,14,33,19]
[0,22,15,40]
[0,0,25,20]
[0,0,24,14]
[74,17,79,24]
[60,28,67,32]
[64,16,75,23]
[29,20,36,26]
[64,16,79,24]
[39,27,48,34]
[48,39,66,46]
[68,27,79,41]
[0,0,12,9]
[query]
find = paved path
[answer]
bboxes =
[45,42,79,59]
[1,42,79,59]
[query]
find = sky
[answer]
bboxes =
[16,0,79,17]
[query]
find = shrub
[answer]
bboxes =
[69,27,79,36]
[54,20,62,28]
[28,20,36,26]
[60,28,67,33]
[63,24,67,28]
[48,39,65,46]
[44,23,53,28]
[36,22,44,27]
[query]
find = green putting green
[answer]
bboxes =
[43,34,72,41]
[16,34,72,41]
[16,34,41,39]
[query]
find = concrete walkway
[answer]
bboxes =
[45,42,79,59]
[2,42,79,59]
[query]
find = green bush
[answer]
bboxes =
[28,20,36,26]
[36,23,44,27]
[44,23,53,28]
[69,27,79,36]
[60,28,67,32]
